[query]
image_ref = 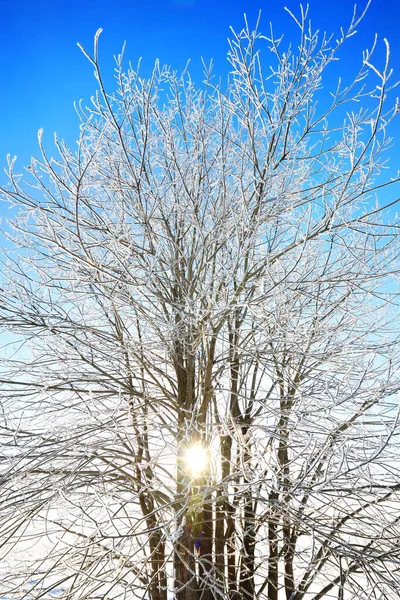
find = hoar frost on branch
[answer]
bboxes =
[1,4,400,600]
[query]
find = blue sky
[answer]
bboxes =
[0,0,399,192]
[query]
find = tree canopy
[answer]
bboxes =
[1,6,400,600]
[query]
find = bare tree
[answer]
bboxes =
[1,5,400,599]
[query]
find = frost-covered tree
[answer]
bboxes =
[1,5,400,600]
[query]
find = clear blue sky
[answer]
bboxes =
[0,0,399,189]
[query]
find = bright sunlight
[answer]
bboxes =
[184,444,208,477]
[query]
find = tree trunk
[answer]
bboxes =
[267,490,279,600]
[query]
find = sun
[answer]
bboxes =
[184,443,208,477]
